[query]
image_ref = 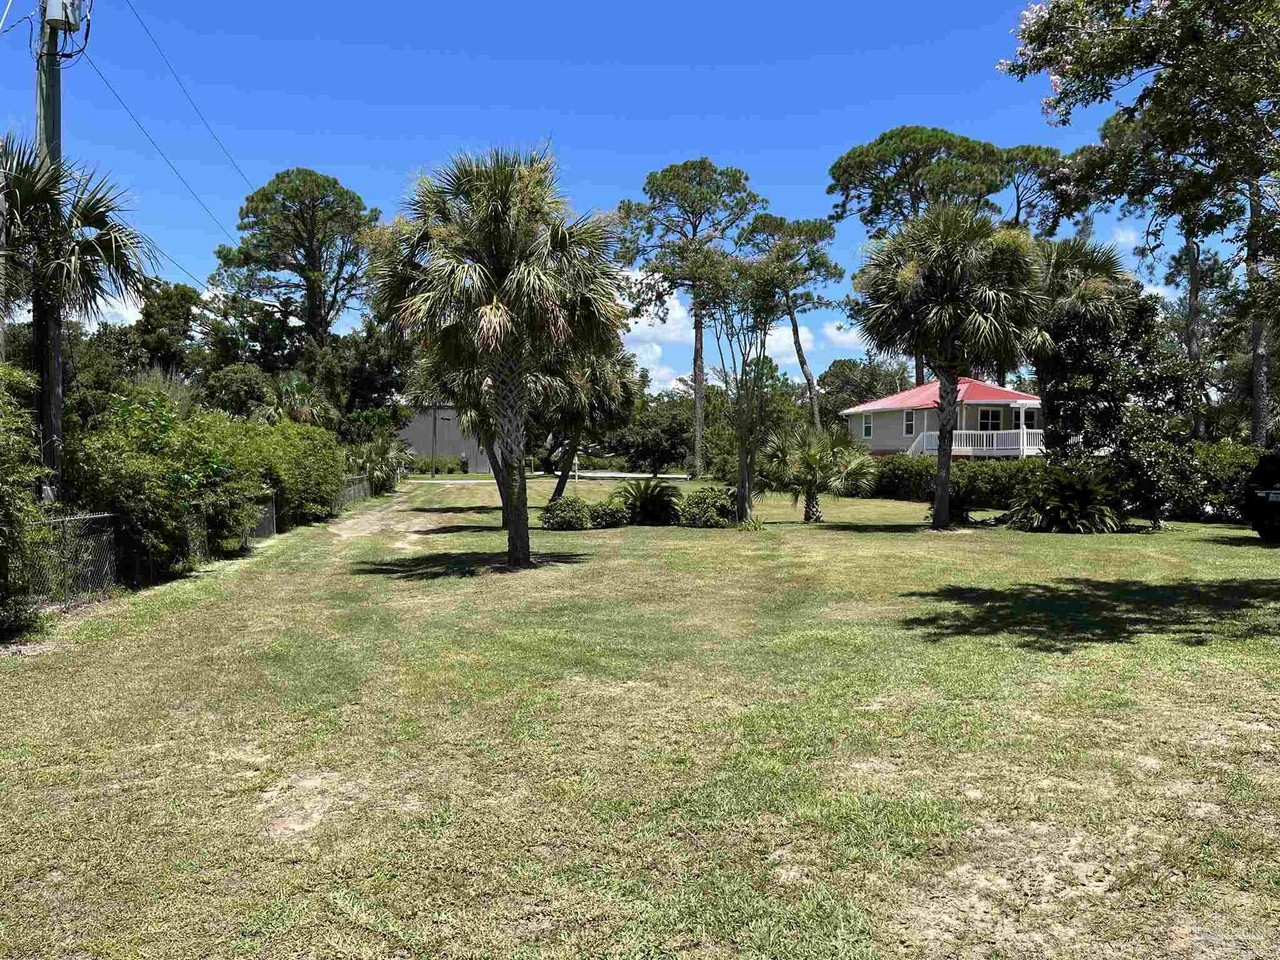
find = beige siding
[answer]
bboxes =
[848,409,938,454]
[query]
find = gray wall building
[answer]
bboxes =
[397,406,491,473]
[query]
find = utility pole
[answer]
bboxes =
[32,1,83,499]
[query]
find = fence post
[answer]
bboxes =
[61,518,70,611]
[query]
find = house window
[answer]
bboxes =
[978,408,1003,432]
[1011,408,1021,429]
[861,414,873,440]
[1023,409,1038,430]
[903,410,915,436]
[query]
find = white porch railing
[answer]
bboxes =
[913,429,1044,456]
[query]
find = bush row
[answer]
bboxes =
[64,389,350,575]
[414,454,468,475]
[875,441,1261,524]
[542,482,738,531]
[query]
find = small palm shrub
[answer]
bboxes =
[347,437,413,495]
[542,495,592,531]
[680,487,737,528]
[588,500,629,529]
[615,478,682,526]
[1007,467,1119,534]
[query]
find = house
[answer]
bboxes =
[397,405,492,472]
[841,378,1044,458]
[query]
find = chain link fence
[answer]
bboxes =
[24,513,118,609]
[333,474,371,513]
[14,479,373,614]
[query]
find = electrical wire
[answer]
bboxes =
[122,0,253,189]
[154,246,209,291]
[82,52,237,244]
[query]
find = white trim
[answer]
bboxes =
[903,409,916,437]
[861,413,873,440]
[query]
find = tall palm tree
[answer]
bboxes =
[376,149,625,567]
[758,423,877,522]
[855,205,1044,528]
[1,136,154,496]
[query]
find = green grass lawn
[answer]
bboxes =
[3,479,1279,958]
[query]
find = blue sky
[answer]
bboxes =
[1,0,1133,387]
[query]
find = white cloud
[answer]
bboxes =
[90,294,143,330]
[766,322,816,368]
[628,341,680,388]
[1143,283,1177,301]
[1112,225,1140,247]
[822,320,864,351]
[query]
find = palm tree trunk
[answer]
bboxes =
[786,293,821,429]
[550,429,580,502]
[31,282,62,498]
[803,489,822,524]
[692,300,705,478]
[914,353,926,387]
[493,351,532,567]
[1247,183,1269,449]
[932,370,958,530]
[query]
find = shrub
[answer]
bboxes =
[1007,467,1119,534]
[680,486,737,528]
[614,478,682,526]
[588,500,629,529]
[952,458,1045,510]
[256,421,346,527]
[874,454,937,501]
[0,365,44,636]
[415,454,466,475]
[542,495,592,531]
[1168,441,1262,523]
[64,391,267,573]
[348,437,413,495]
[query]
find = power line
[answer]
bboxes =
[82,51,237,244]
[122,0,253,189]
[154,246,209,291]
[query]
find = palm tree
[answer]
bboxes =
[758,423,877,522]
[547,348,640,502]
[375,149,625,567]
[855,205,1043,528]
[252,373,339,430]
[1,136,154,495]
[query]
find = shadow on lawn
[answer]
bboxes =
[819,521,931,534]
[412,523,499,536]
[353,550,587,580]
[1203,534,1279,549]
[409,505,503,516]
[902,577,1280,653]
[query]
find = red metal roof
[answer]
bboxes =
[843,378,1040,414]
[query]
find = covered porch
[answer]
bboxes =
[905,399,1044,457]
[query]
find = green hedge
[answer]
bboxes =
[873,454,1044,510]
[0,365,44,634]
[1167,441,1262,524]
[414,454,468,475]
[65,390,347,575]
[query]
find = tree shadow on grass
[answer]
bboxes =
[901,577,1280,653]
[412,523,500,536]
[352,550,587,581]
[409,505,503,515]
[819,521,932,534]
[1203,534,1279,549]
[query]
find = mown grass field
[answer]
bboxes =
[3,478,1279,958]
